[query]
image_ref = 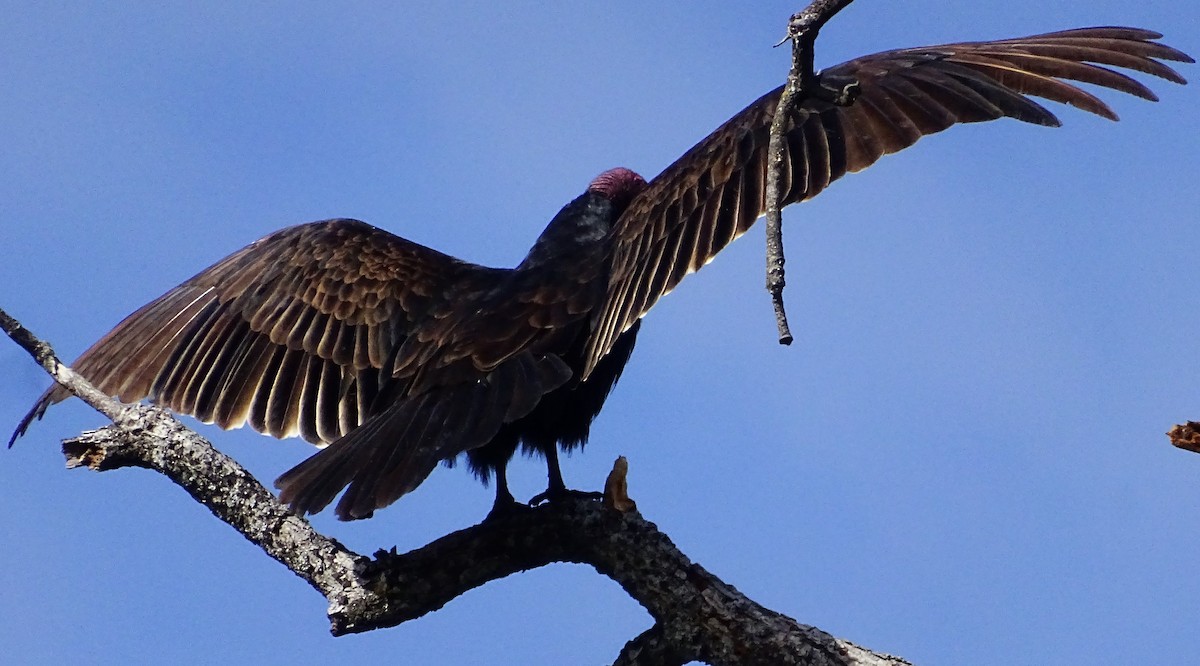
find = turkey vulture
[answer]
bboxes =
[12,27,1191,520]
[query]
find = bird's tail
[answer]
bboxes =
[275,352,571,520]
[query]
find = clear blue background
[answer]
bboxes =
[2,2,1198,664]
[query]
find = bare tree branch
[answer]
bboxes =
[61,421,371,616]
[764,0,858,345]
[4,303,906,665]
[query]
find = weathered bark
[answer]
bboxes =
[53,415,908,665]
[764,0,858,345]
[5,286,909,666]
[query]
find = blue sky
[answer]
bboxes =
[2,2,1198,664]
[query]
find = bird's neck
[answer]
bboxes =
[518,191,617,272]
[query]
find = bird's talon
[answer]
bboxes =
[484,497,533,522]
[527,488,603,507]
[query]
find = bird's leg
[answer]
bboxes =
[527,446,603,507]
[483,462,531,521]
[540,446,569,501]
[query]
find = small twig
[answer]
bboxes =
[0,306,135,431]
[764,0,856,345]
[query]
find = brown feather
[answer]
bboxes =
[13,219,506,446]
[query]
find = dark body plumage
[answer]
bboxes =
[12,28,1191,520]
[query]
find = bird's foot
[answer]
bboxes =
[483,496,533,523]
[527,487,603,508]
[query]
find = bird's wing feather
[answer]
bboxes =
[12,218,507,446]
[582,27,1191,377]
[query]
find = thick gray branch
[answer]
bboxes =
[614,625,686,666]
[62,421,371,618]
[52,413,910,664]
[344,497,909,666]
[5,296,908,664]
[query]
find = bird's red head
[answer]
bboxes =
[588,167,647,212]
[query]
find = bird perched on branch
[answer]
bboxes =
[13,27,1191,520]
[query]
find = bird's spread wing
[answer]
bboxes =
[12,219,507,446]
[582,27,1191,377]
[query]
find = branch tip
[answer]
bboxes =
[604,456,637,513]
[764,1,854,346]
[1168,421,1200,453]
